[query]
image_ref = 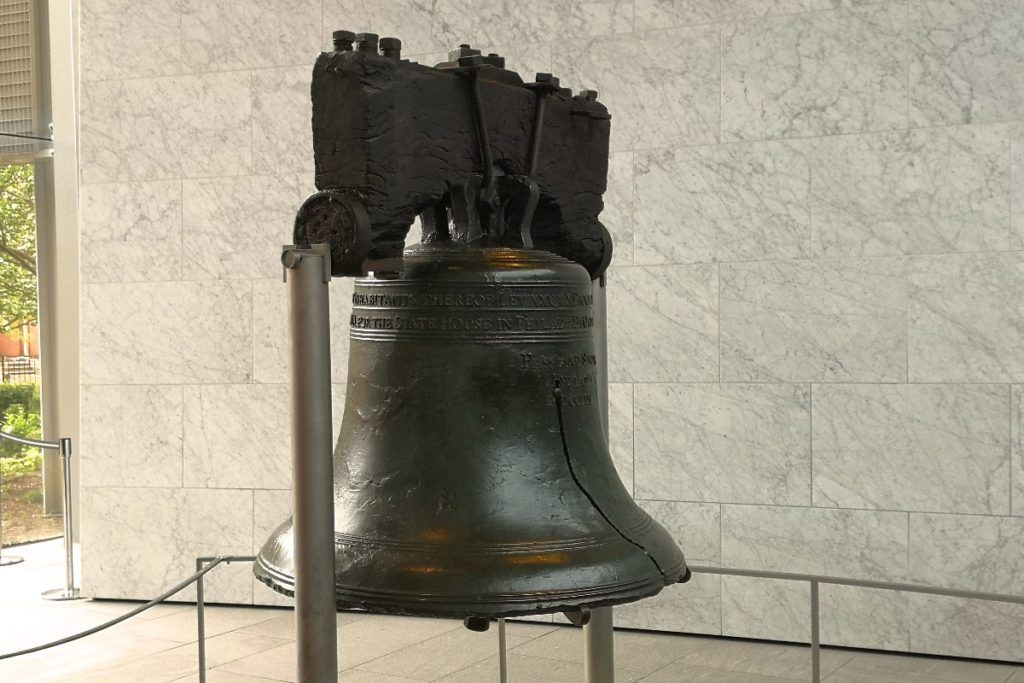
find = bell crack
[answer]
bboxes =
[552,380,666,578]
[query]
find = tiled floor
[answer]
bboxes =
[1,540,1022,682]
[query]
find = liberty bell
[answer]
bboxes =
[256,36,688,619]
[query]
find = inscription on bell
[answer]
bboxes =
[352,290,594,309]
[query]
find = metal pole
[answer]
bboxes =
[283,243,338,682]
[498,618,508,683]
[41,437,79,599]
[810,580,820,683]
[583,276,615,683]
[197,559,207,683]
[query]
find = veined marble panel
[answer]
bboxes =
[721,505,908,580]
[474,0,631,45]
[614,574,722,635]
[635,0,813,28]
[253,67,316,176]
[80,0,181,82]
[720,258,907,382]
[909,0,1024,127]
[82,280,253,385]
[182,174,314,280]
[1013,386,1024,516]
[605,151,634,266]
[606,265,718,383]
[322,0,472,56]
[251,277,354,385]
[253,489,293,607]
[812,125,1012,257]
[80,385,183,488]
[909,252,1024,382]
[722,578,910,650]
[813,383,1011,515]
[80,73,252,184]
[635,141,811,265]
[181,0,321,72]
[910,595,1024,661]
[637,500,721,564]
[635,383,811,505]
[81,487,254,604]
[183,384,291,489]
[552,27,719,151]
[80,180,183,284]
[608,383,634,496]
[910,513,1024,593]
[721,4,907,141]
[1013,123,1024,248]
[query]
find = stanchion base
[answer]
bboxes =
[0,555,24,566]
[41,587,82,601]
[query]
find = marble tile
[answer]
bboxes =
[676,638,856,680]
[1013,123,1024,248]
[614,573,722,635]
[81,73,252,184]
[635,0,816,29]
[635,383,811,505]
[909,252,1024,382]
[553,27,719,151]
[509,626,709,675]
[0,630,184,682]
[81,487,254,604]
[181,0,321,72]
[642,662,799,683]
[635,500,721,564]
[182,174,314,280]
[80,180,183,283]
[1014,386,1024,517]
[606,265,718,382]
[251,277,354,385]
[473,0,631,45]
[833,649,1019,682]
[81,280,253,385]
[910,513,1024,593]
[721,505,908,580]
[608,382,634,496]
[80,0,181,82]
[605,151,634,266]
[183,384,291,489]
[355,625,531,680]
[812,125,1012,257]
[720,258,907,382]
[908,0,1024,127]
[910,594,1024,662]
[322,0,473,56]
[813,383,1011,515]
[440,653,645,682]
[80,385,184,488]
[722,4,907,141]
[635,141,811,265]
[722,577,909,650]
[253,66,316,176]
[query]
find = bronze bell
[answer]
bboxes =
[256,242,688,618]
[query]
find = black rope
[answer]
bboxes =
[0,131,52,142]
[0,556,246,660]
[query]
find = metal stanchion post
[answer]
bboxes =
[583,276,615,683]
[283,243,338,682]
[498,618,508,683]
[197,559,207,683]
[42,437,80,599]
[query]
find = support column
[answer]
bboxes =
[283,244,338,683]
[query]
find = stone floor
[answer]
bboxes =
[1,540,1022,682]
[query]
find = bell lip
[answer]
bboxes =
[253,553,688,619]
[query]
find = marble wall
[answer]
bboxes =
[77,0,1024,662]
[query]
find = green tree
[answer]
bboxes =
[0,164,37,334]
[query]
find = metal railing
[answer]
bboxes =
[0,428,78,599]
[688,565,1024,682]
[0,356,41,384]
